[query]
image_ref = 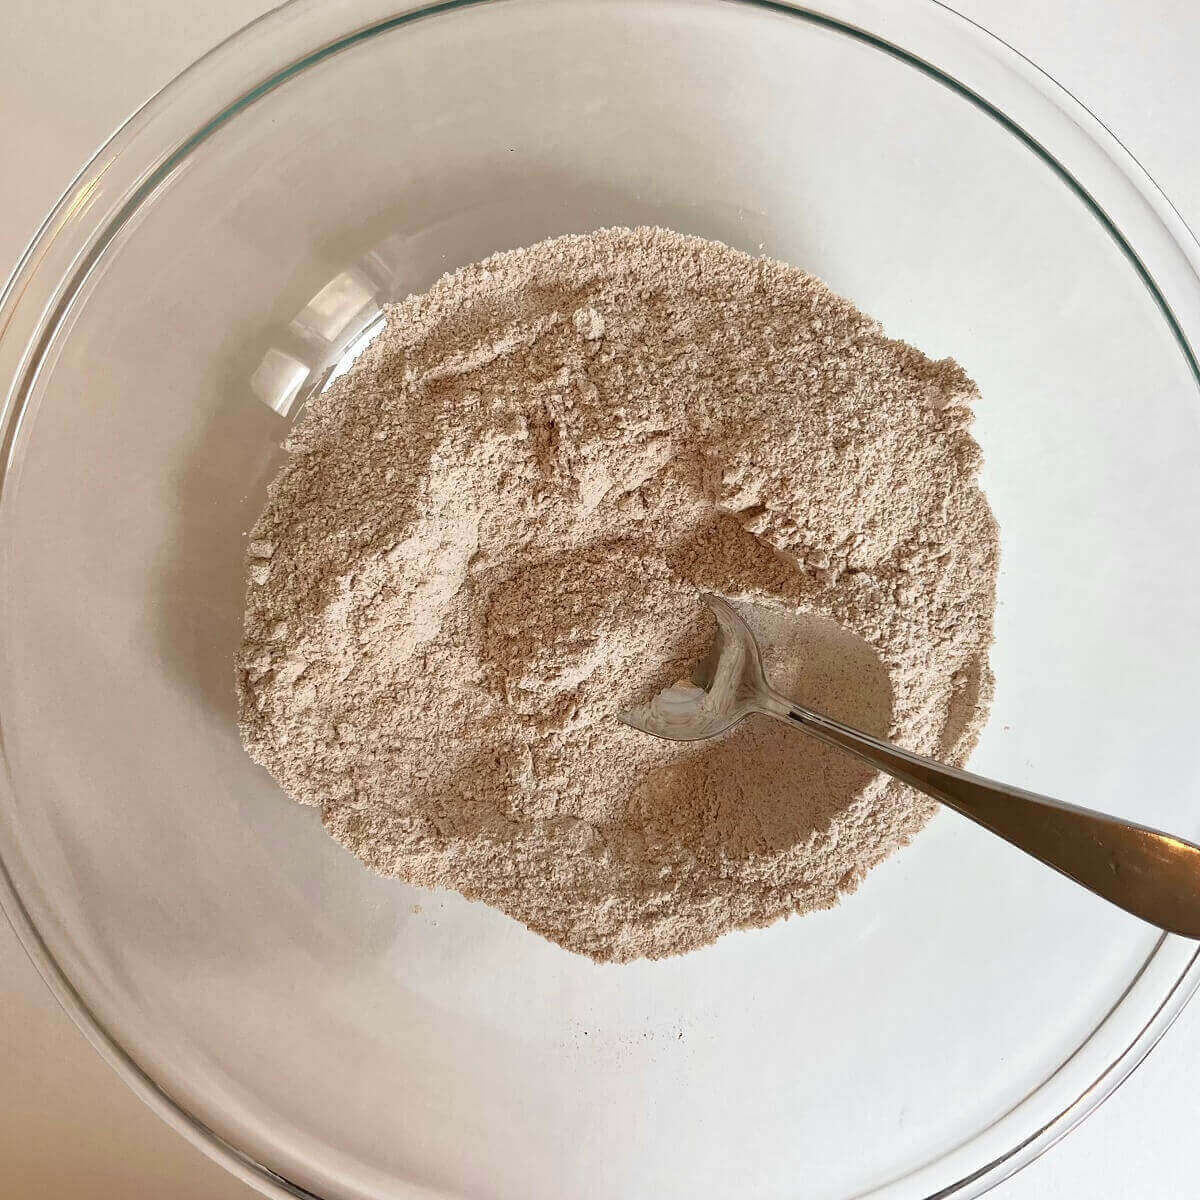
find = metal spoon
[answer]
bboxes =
[621,593,1200,937]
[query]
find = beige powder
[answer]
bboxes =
[237,227,998,962]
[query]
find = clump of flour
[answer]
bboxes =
[237,227,998,962]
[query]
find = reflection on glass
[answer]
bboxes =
[290,269,378,343]
[250,242,401,417]
[250,348,310,417]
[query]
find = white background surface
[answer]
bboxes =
[1,2,1198,1197]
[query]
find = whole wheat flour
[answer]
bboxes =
[237,227,999,962]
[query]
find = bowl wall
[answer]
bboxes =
[3,3,1200,1198]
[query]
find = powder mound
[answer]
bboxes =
[237,226,999,962]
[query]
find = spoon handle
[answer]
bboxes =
[760,692,1200,937]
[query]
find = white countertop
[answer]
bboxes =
[2,2,1198,1196]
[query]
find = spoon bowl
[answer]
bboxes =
[621,594,767,740]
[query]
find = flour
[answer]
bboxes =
[237,227,998,962]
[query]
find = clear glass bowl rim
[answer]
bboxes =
[2,2,1200,1198]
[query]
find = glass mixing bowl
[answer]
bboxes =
[3,1,1200,1197]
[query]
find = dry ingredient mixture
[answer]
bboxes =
[237,227,998,962]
